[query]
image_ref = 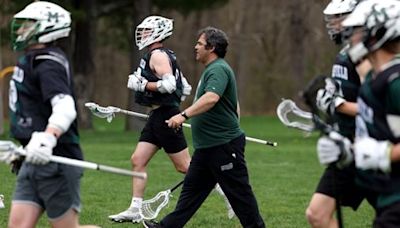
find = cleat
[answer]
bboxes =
[108,207,143,223]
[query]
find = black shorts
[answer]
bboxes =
[316,163,377,210]
[374,201,400,228]
[139,105,187,154]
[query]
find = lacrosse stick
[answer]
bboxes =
[0,141,146,179]
[276,99,315,132]
[301,75,344,228]
[140,180,184,220]
[85,102,278,147]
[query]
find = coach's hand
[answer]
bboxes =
[166,114,185,129]
[25,132,57,165]
[316,131,353,168]
[354,137,392,173]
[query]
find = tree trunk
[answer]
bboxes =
[125,0,152,131]
[73,0,97,129]
[288,1,306,92]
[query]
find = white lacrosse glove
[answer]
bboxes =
[127,68,148,92]
[316,131,353,168]
[25,132,57,165]
[181,76,192,101]
[354,137,392,173]
[157,74,176,94]
[316,88,345,115]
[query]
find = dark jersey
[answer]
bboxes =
[9,46,81,158]
[330,49,361,140]
[135,48,183,107]
[356,59,400,195]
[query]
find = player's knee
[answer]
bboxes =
[175,164,188,174]
[305,206,326,227]
[131,154,145,170]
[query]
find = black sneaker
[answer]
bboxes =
[143,220,162,228]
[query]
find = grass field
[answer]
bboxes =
[0,116,374,227]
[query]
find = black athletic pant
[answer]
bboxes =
[161,134,265,228]
[374,201,400,228]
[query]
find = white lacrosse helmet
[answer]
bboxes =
[342,0,400,63]
[135,16,173,50]
[323,0,360,44]
[11,1,71,51]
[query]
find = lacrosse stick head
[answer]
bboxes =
[276,99,315,132]
[0,140,24,165]
[85,102,117,123]
[140,189,172,220]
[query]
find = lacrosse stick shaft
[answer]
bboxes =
[49,156,146,179]
[2,143,146,179]
[171,180,184,192]
[176,121,276,146]
[88,103,278,147]
[118,109,149,119]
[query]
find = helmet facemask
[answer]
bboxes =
[135,27,156,50]
[342,26,369,63]
[324,14,348,45]
[11,19,40,51]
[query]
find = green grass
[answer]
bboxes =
[0,116,374,227]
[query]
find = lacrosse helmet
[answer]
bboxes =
[11,1,71,51]
[135,16,173,50]
[342,0,400,63]
[323,0,360,44]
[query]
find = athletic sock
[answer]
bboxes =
[129,197,143,209]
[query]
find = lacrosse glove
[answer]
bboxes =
[316,131,353,168]
[25,132,57,165]
[127,68,148,92]
[354,137,392,173]
[181,75,192,101]
[316,88,345,115]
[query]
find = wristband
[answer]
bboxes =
[180,111,189,120]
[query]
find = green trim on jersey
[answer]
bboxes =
[387,77,400,113]
[191,58,243,149]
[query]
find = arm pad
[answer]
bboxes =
[157,74,176,94]
[47,94,77,133]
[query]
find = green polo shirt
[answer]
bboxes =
[191,58,243,149]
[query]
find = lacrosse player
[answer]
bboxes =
[306,1,378,227]
[340,0,400,226]
[143,26,265,228]
[109,16,234,223]
[7,2,99,228]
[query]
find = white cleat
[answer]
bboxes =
[108,207,143,223]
